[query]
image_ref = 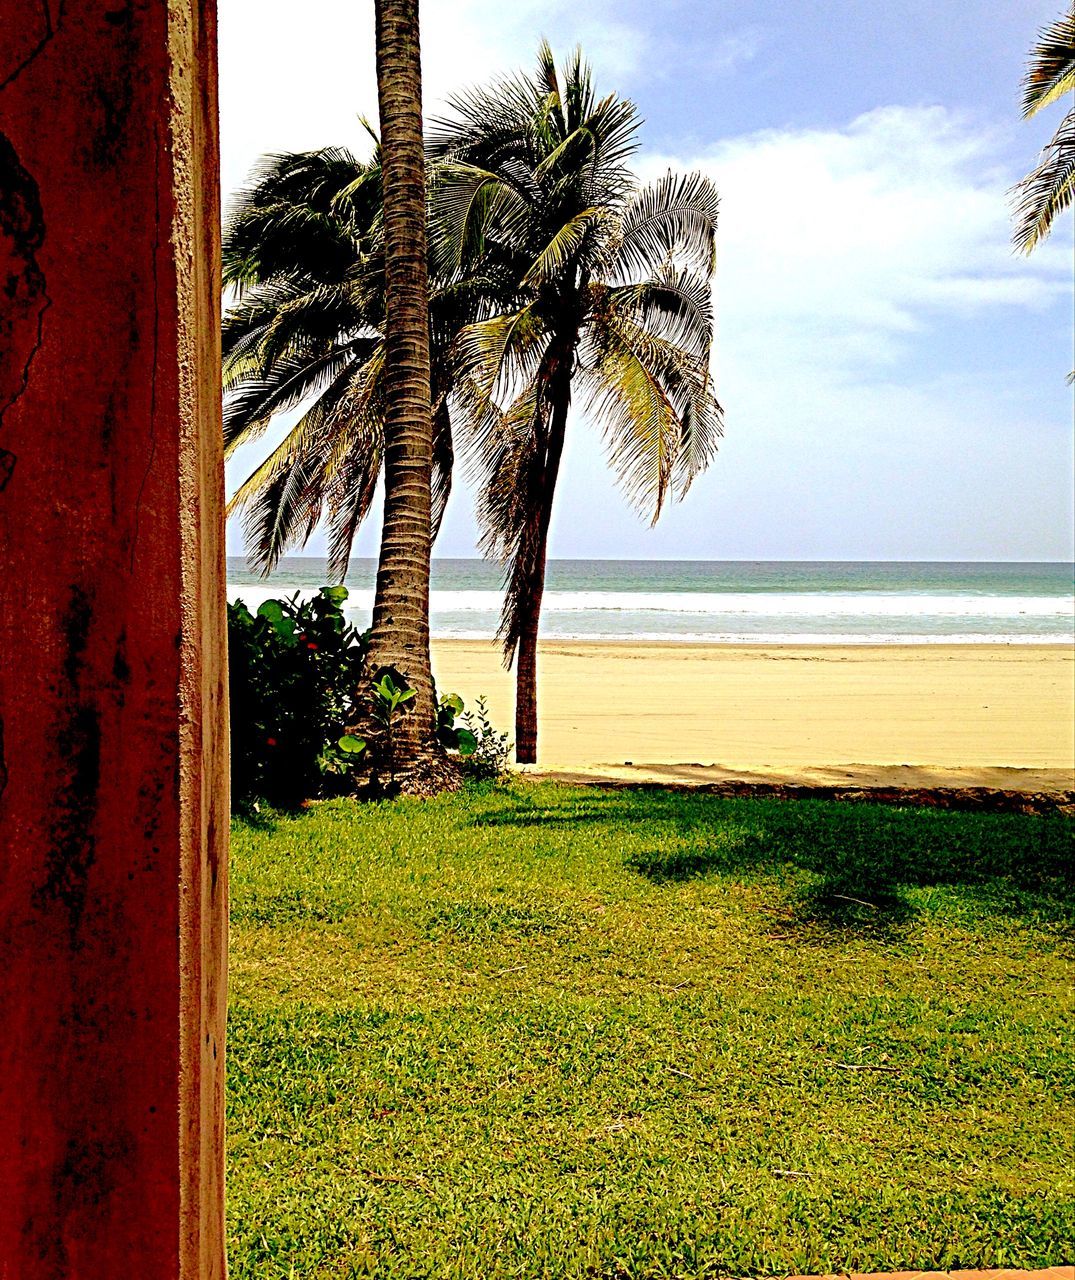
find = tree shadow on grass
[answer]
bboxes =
[474,789,1075,938]
[628,814,924,940]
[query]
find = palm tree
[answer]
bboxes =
[223,3,473,790]
[221,145,463,577]
[429,43,723,762]
[361,0,458,789]
[1013,4,1075,252]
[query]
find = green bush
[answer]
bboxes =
[457,694,512,781]
[227,587,369,810]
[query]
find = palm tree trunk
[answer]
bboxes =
[514,360,572,764]
[514,585,543,765]
[369,0,457,793]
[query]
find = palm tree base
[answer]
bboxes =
[389,746,464,797]
[358,737,464,798]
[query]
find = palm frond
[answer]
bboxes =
[562,46,596,133]
[611,171,720,280]
[1022,6,1075,117]
[329,163,382,218]
[227,410,323,523]
[521,208,609,286]
[451,305,547,410]
[222,348,356,453]
[579,94,642,184]
[431,400,455,539]
[222,279,304,367]
[323,409,384,581]
[257,283,373,369]
[224,149,373,292]
[534,39,567,140]
[605,265,715,361]
[225,147,367,229]
[1013,107,1075,251]
[233,348,389,575]
[224,204,356,292]
[238,454,326,575]
[428,69,544,163]
[228,410,335,573]
[428,163,501,271]
[582,311,721,518]
[583,339,679,521]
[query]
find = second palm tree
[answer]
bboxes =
[431,44,723,762]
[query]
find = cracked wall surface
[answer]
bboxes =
[0,131,48,496]
[0,3,227,1277]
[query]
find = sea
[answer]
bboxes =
[225,558,1075,646]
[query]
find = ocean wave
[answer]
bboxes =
[227,584,1075,620]
[425,631,1074,645]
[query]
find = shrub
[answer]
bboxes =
[227,587,369,810]
[457,695,512,781]
[228,587,513,806]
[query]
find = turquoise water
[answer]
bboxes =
[226,558,1075,644]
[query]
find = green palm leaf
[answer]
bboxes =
[582,326,681,521]
[452,305,546,410]
[223,348,357,454]
[605,265,715,360]
[1022,6,1075,117]
[521,207,609,286]
[1013,107,1075,251]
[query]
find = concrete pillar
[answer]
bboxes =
[0,3,227,1277]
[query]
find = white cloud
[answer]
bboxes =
[563,105,1075,559]
[704,29,765,74]
[643,107,1068,372]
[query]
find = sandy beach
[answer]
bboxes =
[432,641,1075,790]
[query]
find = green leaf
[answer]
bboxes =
[257,599,285,625]
[455,728,478,757]
[320,585,349,604]
[337,734,366,755]
[257,599,298,642]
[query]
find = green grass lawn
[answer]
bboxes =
[228,783,1074,1279]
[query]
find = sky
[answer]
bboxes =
[219,0,1075,562]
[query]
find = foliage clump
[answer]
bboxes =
[227,587,370,810]
[455,695,512,781]
[228,586,509,808]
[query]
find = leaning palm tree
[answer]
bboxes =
[1013,4,1075,252]
[429,44,723,762]
[223,6,486,789]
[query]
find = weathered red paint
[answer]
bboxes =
[0,3,227,1276]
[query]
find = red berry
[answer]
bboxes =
[266,737,277,747]
[307,642,318,651]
